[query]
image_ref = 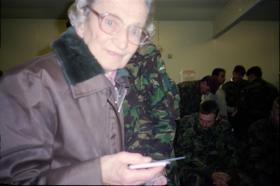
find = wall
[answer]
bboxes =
[0,19,67,71]
[0,19,279,88]
[155,21,279,88]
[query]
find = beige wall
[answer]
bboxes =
[155,21,279,88]
[0,19,67,71]
[0,19,279,88]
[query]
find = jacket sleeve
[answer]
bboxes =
[144,52,180,160]
[124,44,179,160]
[174,116,196,167]
[0,71,102,185]
[174,116,208,178]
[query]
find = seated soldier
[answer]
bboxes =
[245,97,279,186]
[174,100,239,186]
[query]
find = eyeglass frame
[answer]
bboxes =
[84,6,151,46]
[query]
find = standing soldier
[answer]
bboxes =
[236,66,278,141]
[177,76,219,118]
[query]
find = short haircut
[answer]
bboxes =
[246,66,262,78]
[200,75,219,94]
[233,65,246,76]
[211,68,225,77]
[200,100,219,116]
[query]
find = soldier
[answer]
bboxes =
[124,43,180,185]
[236,66,278,140]
[177,76,219,118]
[231,65,247,84]
[209,68,227,119]
[174,100,238,186]
[222,65,248,116]
[246,97,279,186]
[222,65,249,139]
[211,68,226,86]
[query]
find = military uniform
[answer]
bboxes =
[222,79,248,109]
[123,44,180,184]
[174,113,238,186]
[246,118,279,186]
[235,78,278,140]
[222,79,248,141]
[177,80,202,118]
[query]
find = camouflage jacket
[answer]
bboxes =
[222,79,248,108]
[246,118,279,186]
[239,78,278,122]
[174,113,238,185]
[177,80,202,118]
[123,44,180,160]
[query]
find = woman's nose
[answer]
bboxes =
[113,29,129,49]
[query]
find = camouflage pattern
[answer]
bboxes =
[123,43,180,184]
[174,113,238,186]
[177,80,202,118]
[245,118,279,186]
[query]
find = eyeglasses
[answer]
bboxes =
[86,6,150,45]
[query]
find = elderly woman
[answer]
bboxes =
[0,0,167,185]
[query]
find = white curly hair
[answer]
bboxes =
[68,0,155,36]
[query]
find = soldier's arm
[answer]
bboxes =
[247,121,266,172]
[124,44,180,185]
[217,121,240,182]
[142,44,180,160]
[148,66,179,158]
[174,116,195,164]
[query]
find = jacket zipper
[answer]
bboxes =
[108,87,128,151]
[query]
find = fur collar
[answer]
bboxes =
[52,27,104,85]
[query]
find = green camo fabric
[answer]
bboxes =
[123,43,180,184]
[177,80,202,118]
[246,118,279,186]
[174,113,238,186]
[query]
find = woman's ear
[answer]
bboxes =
[75,23,85,38]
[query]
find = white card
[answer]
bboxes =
[128,156,185,170]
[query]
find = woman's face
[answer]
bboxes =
[76,0,149,72]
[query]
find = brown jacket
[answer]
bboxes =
[0,28,129,184]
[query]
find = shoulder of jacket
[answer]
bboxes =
[7,52,58,74]
[3,53,65,88]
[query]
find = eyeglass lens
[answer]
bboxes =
[87,6,149,45]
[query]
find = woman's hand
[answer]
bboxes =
[144,173,167,186]
[212,171,231,186]
[101,151,166,185]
